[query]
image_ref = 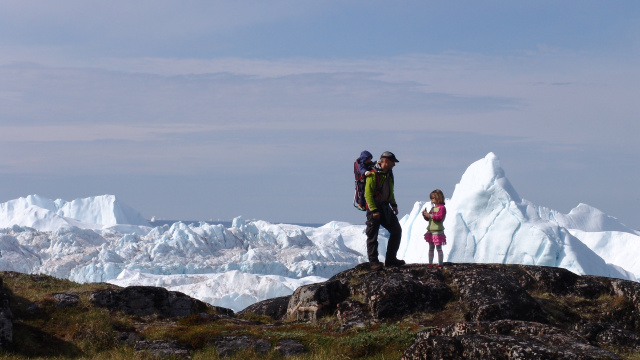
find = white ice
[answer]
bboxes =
[1,152,638,312]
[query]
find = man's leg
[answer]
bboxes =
[365,210,381,263]
[381,212,403,265]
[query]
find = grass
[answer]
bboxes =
[2,270,638,359]
[0,272,423,359]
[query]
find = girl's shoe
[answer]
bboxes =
[435,264,443,269]
[427,264,434,268]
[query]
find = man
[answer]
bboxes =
[364,151,405,270]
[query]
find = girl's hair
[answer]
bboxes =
[430,189,445,205]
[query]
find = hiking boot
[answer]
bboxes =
[385,258,406,267]
[369,261,384,271]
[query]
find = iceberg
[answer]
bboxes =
[0,152,638,312]
[0,194,150,231]
[398,153,638,280]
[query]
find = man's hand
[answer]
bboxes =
[392,206,399,215]
[372,212,381,220]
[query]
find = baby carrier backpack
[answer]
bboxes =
[353,160,368,211]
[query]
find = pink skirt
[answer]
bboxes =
[424,232,447,246]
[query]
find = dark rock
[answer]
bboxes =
[0,278,12,349]
[275,338,306,357]
[237,295,290,321]
[450,265,547,322]
[521,265,580,295]
[89,286,220,317]
[355,267,452,319]
[401,320,621,360]
[52,292,80,308]
[336,298,368,328]
[287,280,349,321]
[574,322,640,350]
[135,340,190,359]
[215,335,270,358]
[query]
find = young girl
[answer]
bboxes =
[422,189,447,268]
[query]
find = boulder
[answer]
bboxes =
[287,280,349,321]
[237,295,290,321]
[52,292,80,308]
[89,286,220,317]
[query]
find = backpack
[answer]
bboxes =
[353,161,393,211]
[353,160,368,211]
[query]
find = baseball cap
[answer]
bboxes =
[380,151,399,163]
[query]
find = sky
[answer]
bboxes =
[0,1,639,229]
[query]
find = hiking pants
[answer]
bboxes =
[365,205,402,263]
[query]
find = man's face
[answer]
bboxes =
[380,158,396,172]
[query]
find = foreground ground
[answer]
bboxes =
[1,263,640,359]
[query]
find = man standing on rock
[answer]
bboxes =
[364,151,405,270]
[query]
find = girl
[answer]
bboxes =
[422,189,446,268]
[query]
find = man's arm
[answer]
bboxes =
[389,176,398,215]
[364,175,378,213]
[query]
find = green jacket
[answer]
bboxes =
[364,170,396,212]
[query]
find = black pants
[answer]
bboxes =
[365,205,402,263]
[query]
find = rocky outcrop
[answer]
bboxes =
[450,264,546,322]
[401,320,621,360]
[243,263,640,356]
[89,286,225,317]
[0,278,12,349]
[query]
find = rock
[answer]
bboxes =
[0,278,12,349]
[275,338,306,357]
[353,266,452,320]
[574,322,640,351]
[135,340,190,359]
[52,292,80,308]
[336,299,368,329]
[215,335,271,358]
[287,280,349,321]
[450,264,547,322]
[401,320,621,360]
[237,295,290,321]
[89,286,220,317]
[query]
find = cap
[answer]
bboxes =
[380,151,399,163]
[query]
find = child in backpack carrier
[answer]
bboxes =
[353,150,375,211]
[422,189,447,268]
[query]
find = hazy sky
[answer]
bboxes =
[0,1,638,228]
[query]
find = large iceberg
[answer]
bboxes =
[0,194,150,231]
[398,153,638,280]
[0,153,638,312]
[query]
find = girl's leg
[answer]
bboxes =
[436,245,444,266]
[428,243,435,265]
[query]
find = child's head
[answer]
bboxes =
[430,189,445,205]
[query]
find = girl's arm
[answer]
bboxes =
[431,206,446,222]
